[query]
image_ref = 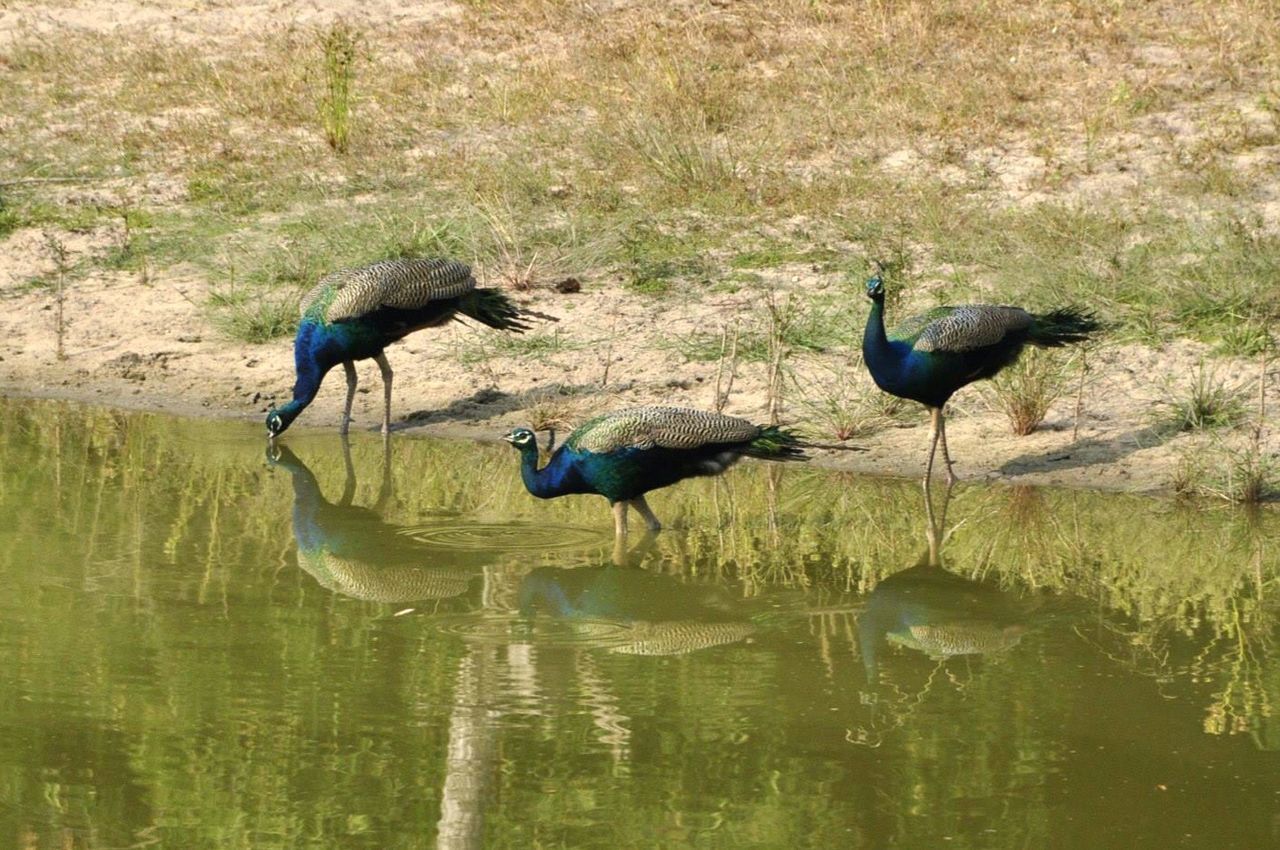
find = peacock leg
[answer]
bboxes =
[374,352,394,435]
[937,408,957,486]
[341,361,358,436]
[629,496,662,532]
[612,501,629,539]
[923,407,942,488]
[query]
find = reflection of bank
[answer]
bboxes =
[269,439,481,604]
[859,483,1036,682]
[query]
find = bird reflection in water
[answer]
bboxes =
[267,438,480,605]
[518,555,757,657]
[859,482,1038,684]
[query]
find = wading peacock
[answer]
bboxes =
[862,275,1101,486]
[266,258,529,438]
[503,405,807,539]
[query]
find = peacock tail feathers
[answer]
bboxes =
[566,406,762,454]
[744,425,807,461]
[300,258,476,323]
[458,287,530,332]
[886,306,953,344]
[1027,306,1102,347]
[609,621,756,656]
[907,305,1034,353]
[299,549,473,603]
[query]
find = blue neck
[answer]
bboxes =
[862,296,908,381]
[277,321,336,429]
[517,444,581,499]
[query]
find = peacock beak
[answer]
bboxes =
[501,431,518,444]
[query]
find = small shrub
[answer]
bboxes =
[988,348,1070,436]
[1173,440,1277,504]
[795,365,883,442]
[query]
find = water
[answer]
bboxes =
[0,398,1277,849]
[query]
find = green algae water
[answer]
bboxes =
[1,398,1278,849]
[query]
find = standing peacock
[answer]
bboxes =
[266,258,529,437]
[503,405,807,539]
[862,274,1101,485]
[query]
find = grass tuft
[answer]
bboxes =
[208,287,299,343]
[1156,362,1250,434]
[988,349,1071,436]
[319,22,360,154]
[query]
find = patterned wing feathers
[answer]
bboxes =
[301,258,476,322]
[911,305,1032,353]
[568,406,760,453]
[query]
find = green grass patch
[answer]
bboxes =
[207,286,299,343]
[459,329,585,365]
[924,203,1280,346]
[619,223,719,295]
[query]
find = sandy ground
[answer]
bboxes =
[2,226,1275,496]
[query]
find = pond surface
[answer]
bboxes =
[1,398,1278,849]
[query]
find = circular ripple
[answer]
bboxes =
[398,521,610,553]
[431,613,637,649]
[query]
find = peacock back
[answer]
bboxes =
[565,406,760,454]
[890,304,1033,353]
[300,258,476,323]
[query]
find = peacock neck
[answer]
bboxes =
[863,297,890,356]
[518,444,577,499]
[863,296,905,376]
[287,321,335,412]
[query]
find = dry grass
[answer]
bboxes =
[2,0,1279,352]
[988,349,1072,436]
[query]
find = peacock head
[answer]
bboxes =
[502,427,538,452]
[865,275,886,302]
[266,405,297,438]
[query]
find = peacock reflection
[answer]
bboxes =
[268,438,484,605]
[517,557,757,656]
[852,483,1043,744]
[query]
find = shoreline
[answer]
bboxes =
[5,340,1267,500]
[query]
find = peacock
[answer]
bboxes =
[503,405,807,538]
[267,441,479,603]
[266,258,529,438]
[862,274,1101,485]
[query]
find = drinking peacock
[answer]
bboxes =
[266,258,529,438]
[503,405,807,538]
[862,274,1101,486]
